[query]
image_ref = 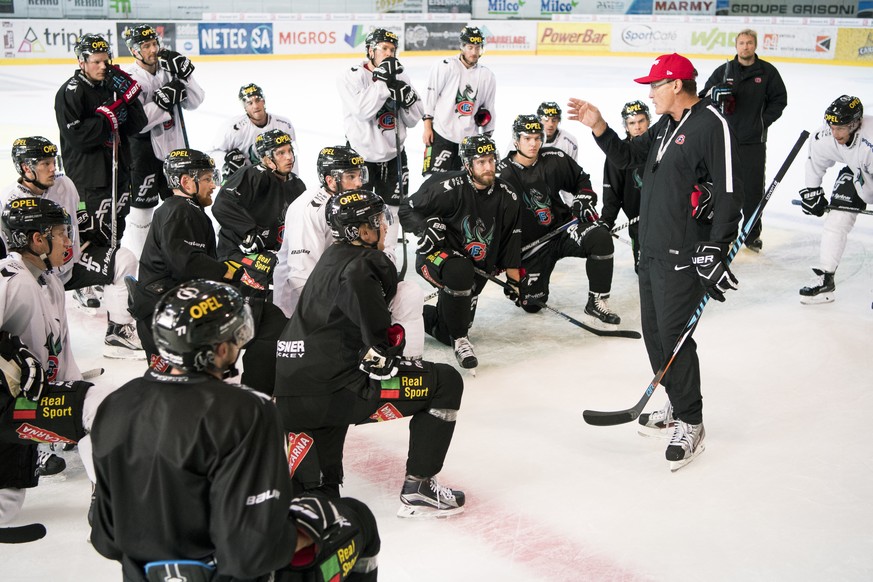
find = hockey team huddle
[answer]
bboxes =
[0,20,870,581]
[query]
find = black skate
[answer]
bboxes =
[398,476,465,518]
[666,420,706,472]
[585,292,621,327]
[453,336,478,370]
[799,269,835,305]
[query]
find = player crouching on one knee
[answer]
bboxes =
[275,190,467,518]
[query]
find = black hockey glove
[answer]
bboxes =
[238,229,269,254]
[359,324,405,380]
[692,242,738,302]
[390,81,418,110]
[106,65,142,104]
[154,79,187,112]
[505,271,532,308]
[157,49,195,79]
[289,494,362,571]
[800,187,827,217]
[96,99,128,132]
[690,182,714,223]
[416,217,446,255]
[474,108,492,128]
[571,189,599,223]
[709,83,733,104]
[0,331,47,401]
[372,56,402,84]
[222,149,247,181]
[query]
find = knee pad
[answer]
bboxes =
[440,257,474,292]
[585,227,615,258]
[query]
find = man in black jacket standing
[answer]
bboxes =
[700,29,787,252]
[568,53,743,471]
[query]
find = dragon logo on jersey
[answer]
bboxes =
[44,332,62,382]
[455,83,476,117]
[462,216,494,261]
[376,101,397,132]
[524,188,553,226]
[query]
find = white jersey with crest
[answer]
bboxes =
[424,55,497,143]
[338,60,423,163]
[545,128,580,162]
[123,63,206,160]
[806,116,873,204]
[212,112,298,165]
[0,253,81,382]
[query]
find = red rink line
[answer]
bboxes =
[344,430,648,581]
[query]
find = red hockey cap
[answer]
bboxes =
[634,53,696,84]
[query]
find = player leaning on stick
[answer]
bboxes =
[568,53,743,471]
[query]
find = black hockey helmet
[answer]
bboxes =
[74,33,112,61]
[152,279,254,375]
[254,129,293,160]
[122,24,161,57]
[326,189,390,244]
[537,101,562,119]
[12,136,58,178]
[824,95,863,126]
[365,28,398,56]
[459,135,498,169]
[316,145,368,190]
[512,114,545,142]
[621,100,651,121]
[1,197,71,251]
[460,26,485,46]
[238,82,264,103]
[163,149,217,190]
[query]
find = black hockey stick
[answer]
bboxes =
[394,99,409,280]
[790,199,873,216]
[0,523,46,544]
[583,130,810,426]
[522,216,639,260]
[472,266,641,339]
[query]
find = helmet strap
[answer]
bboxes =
[20,164,51,192]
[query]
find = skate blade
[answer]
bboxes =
[637,423,674,439]
[583,314,620,331]
[799,293,834,305]
[103,346,146,360]
[396,504,465,519]
[669,442,706,472]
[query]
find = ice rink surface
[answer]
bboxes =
[0,52,871,581]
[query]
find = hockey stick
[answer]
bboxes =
[0,523,46,544]
[790,199,873,216]
[110,93,119,249]
[582,130,810,426]
[522,216,639,260]
[394,98,408,280]
[82,367,105,380]
[472,266,641,339]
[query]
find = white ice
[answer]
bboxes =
[0,53,871,581]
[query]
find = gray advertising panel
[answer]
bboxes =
[725,0,857,16]
[404,21,461,51]
[428,0,472,12]
[62,0,108,18]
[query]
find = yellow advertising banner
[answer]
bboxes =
[834,27,873,65]
[536,22,611,54]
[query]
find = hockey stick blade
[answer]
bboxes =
[0,523,47,544]
[790,199,873,216]
[583,131,810,426]
[82,367,105,380]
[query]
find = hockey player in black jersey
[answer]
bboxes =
[275,190,466,518]
[213,128,306,262]
[497,114,621,326]
[130,149,282,395]
[91,279,380,581]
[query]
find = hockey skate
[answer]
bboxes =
[453,336,477,371]
[666,420,706,472]
[584,292,621,327]
[745,238,763,253]
[398,475,465,518]
[73,286,101,314]
[104,322,146,360]
[638,400,675,438]
[36,446,66,477]
[799,269,835,304]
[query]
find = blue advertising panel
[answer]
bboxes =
[198,22,273,55]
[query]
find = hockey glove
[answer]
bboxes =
[372,56,402,84]
[474,108,492,128]
[800,187,827,217]
[96,99,128,132]
[222,149,247,181]
[238,229,269,254]
[416,217,446,255]
[709,83,733,104]
[691,182,715,223]
[289,494,362,570]
[0,331,47,401]
[157,49,195,79]
[390,81,418,110]
[505,270,531,308]
[359,324,405,380]
[692,242,738,302]
[106,65,142,104]
[154,79,187,112]
[571,189,599,223]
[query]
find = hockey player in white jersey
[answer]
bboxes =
[337,28,423,267]
[213,83,298,181]
[2,137,143,360]
[538,101,580,161]
[421,26,497,176]
[798,95,873,304]
[274,145,425,358]
[122,25,205,257]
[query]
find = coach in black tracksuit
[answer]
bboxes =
[700,29,787,250]
[571,54,742,432]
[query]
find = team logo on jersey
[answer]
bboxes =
[524,188,553,226]
[45,332,62,382]
[462,215,494,262]
[674,134,686,145]
[455,84,477,117]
